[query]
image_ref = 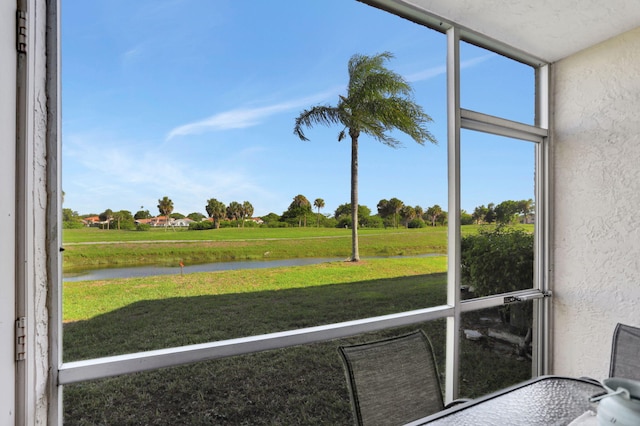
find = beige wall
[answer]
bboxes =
[551,27,640,378]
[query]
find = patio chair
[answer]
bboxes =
[609,323,640,381]
[338,330,446,426]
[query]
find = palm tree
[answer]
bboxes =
[227,201,243,222]
[313,198,325,227]
[157,196,174,229]
[518,198,534,223]
[400,205,416,227]
[206,198,226,229]
[426,204,443,227]
[242,201,254,227]
[388,198,404,229]
[290,194,311,227]
[294,52,436,261]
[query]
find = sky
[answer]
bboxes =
[61,0,536,218]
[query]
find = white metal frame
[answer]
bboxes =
[44,0,551,422]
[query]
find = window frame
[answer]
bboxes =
[47,0,551,421]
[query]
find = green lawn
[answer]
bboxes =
[62,226,451,270]
[63,254,531,425]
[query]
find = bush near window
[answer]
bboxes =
[460,226,533,297]
[461,226,534,334]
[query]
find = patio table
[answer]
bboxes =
[406,375,604,425]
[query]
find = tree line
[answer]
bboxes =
[62,193,533,231]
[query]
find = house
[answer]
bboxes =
[81,215,100,226]
[2,1,639,424]
[172,218,193,227]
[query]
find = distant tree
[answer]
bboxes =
[227,201,243,221]
[425,204,443,227]
[113,210,134,230]
[187,212,206,221]
[414,205,424,220]
[377,199,392,226]
[438,210,448,226]
[388,198,404,228]
[99,209,114,230]
[334,203,351,220]
[62,208,79,222]
[261,212,281,227]
[399,205,416,227]
[170,212,185,219]
[485,203,496,224]
[157,196,174,229]
[313,198,325,227]
[206,198,226,229]
[460,209,474,225]
[518,198,534,223]
[241,201,254,227]
[283,194,312,227]
[294,52,437,261]
[62,208,83,229]
[495,200,520,224]
[472,205,488,224]
[334,203,372,228]
[134,209,152,220]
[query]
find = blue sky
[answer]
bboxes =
[62,0,535,218]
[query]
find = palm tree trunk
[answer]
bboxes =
[350,132,360,261]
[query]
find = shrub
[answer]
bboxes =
[135,223,151,231]
[363,215,384,228]
[461,226,534,333]
[266,221,289,228]
[407,218,425,228]
[460,226,533,296]
[63,220,84,229]
[336,217,352,229]
[189,221,213,231]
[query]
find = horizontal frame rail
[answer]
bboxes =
[461,109,548,143]
[461,288,551,312]
[357,0,547,67]
[58,305,453,385]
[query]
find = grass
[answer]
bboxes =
[62,226,450,270]
[63,257,448,324]
[63,255,531,425]
[63,224,536,270]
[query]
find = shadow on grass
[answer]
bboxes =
[62,273,529,425]
[63,273,448,361]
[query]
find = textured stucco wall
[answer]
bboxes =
[551,27,640,379]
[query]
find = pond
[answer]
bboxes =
[63,257,345,282]
[63,254,445,282]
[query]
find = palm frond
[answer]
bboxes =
[293,105,342,141]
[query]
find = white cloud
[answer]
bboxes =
[165,88,341,141]
[63,131,276,215]
[406,54,495,82]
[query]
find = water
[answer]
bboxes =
[63,257,345,282]
[63,254,445,282]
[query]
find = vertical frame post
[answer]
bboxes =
[445,26,461,403]
[534,64,551,375]
[47,0,63,422]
